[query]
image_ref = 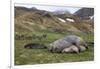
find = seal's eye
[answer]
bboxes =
[72,42,76,45]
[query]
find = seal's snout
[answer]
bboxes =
[86,46,89,49]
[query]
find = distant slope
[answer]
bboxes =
[15,7,93,33]
[74,8,94,20]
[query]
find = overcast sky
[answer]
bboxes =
[15,4,81,14]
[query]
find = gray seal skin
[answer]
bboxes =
[47,39,72,53]
[63,35,88,51]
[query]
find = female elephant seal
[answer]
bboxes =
[62,45,79,53]
[62,45,86,53]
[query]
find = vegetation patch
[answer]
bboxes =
[15,32,94,65]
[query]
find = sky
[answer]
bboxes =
[15,3,81,14]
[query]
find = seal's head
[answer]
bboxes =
[80,45,86,52]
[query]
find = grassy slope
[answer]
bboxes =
[15,32,94,65]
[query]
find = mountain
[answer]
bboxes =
[15,6,93,33]
[74,8,94,20]
[53,10,71,15]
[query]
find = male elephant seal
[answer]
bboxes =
[47,35,88,53]
[63,35,88,51]
[47,39,72,53]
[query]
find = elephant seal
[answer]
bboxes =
[47,35,88,53]
[47,39,72,53]
[62,45,79,53]
[62,45,86,53]
[63,35,88,51]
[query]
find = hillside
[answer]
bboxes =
[15,7,94,33]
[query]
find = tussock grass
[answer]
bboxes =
[15,32,94,65]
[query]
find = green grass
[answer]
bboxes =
[15,32,94,65]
